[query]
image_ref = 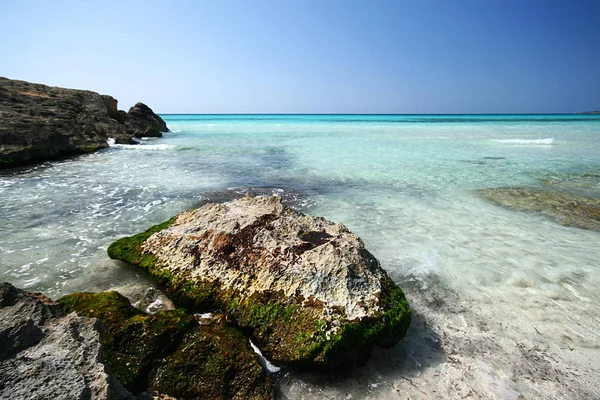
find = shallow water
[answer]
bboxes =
[1,114,599,398]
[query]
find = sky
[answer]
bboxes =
[1,0,599,113]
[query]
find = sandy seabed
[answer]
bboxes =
[275,278,600,400]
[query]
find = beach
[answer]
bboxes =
[2,114,599,398]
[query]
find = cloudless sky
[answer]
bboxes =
[1,0,599,113]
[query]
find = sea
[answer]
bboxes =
[1,114,599,399]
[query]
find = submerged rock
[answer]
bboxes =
[475,187,600,231]
[108,195,411,369]
[59,291,274,399]
[0,282,128,400]
[0,77,168,169]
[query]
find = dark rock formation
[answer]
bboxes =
[59,291,274,399]
[0,281,272,399]
[0,282,130,399]
[0,77,168,169]
[150,316,273,400]
[475,187,600,231]
[126,102,169,138]
[107,196,412,370]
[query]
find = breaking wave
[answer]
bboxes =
[492,138,554,145]
[110,143,176,150]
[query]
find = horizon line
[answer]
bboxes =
[157,112,596,116]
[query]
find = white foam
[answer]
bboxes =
[111,143,175,150]
[22,276,42,288]
[492,138,554,145]
[145,299,163,314]
[249,340,281,374]
[391,249,438,289]
[107,138,116,146]
[16,263,32,274]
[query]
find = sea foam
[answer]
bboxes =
[110,143,175,150]
[492,138,554,145]
[249,340,281,374]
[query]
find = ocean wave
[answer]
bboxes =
[110,143,176,150]
[492,138,554,145]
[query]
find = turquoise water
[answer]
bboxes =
[1,114,599,397]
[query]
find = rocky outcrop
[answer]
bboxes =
[108,196,412,369]
[475,187,600,231]
[0,282,129,400]
[0,77,168,169]
[59,291,274,399]
[126,102,169,138]
[0,281,273,399]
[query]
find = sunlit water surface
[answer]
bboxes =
[1,114,599,396]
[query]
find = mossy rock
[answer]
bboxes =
[107,196,412,369]
[151,318,274,400]
[58,291,273,399]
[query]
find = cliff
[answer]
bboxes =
[0,77,169,169]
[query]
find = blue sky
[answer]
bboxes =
[1,0,598,113]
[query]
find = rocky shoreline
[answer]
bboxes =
[3,77,599,400]
[0,77,169,169]
[1,196,412,399]
[0,281,273,399]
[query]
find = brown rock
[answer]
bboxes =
[0,77,168,169]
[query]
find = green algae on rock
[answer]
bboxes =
[475,187,600,231]
[108,195,412,369]
[59,291,273,399]
[151,317,274,400]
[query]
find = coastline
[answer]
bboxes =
[1,94,599,398]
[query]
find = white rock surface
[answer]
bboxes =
[0,282,132,400]
[144,196,388,321]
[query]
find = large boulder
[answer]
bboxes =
[0,77,168,169]
[108,196,412,369]
[59,291,274,399]
[126,102,169,138]
[0,282,129,400]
